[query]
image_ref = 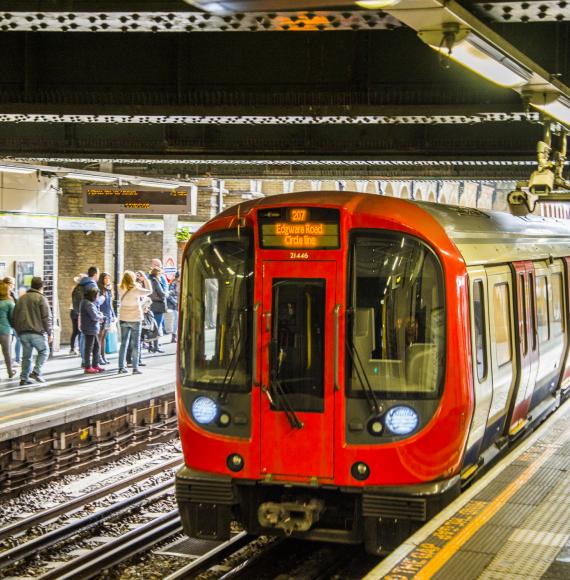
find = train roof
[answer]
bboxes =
[223,191,570,267]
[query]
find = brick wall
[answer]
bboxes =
[124,231,163,274]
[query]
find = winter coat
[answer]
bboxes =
[118,286,152,322]
[0,299,14,335]
[79,299,101,335]
[149,275,167,314]
[79,276,98,297]
[167,280,179,309]
[71,284,83,319]
[12,289,53,336]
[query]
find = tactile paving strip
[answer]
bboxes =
[433,550,494,580]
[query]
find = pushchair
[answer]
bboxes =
[141,309,160,353]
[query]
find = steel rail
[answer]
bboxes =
[0,457,182,543]
[39,510,182,580]
[0,478,174,570]
[164,531,253,580]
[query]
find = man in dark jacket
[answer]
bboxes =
[77,266,99,366]
[12,277,52,386]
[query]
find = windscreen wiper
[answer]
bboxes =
[268,373,304,430]
[346,335,381,415]
[217,317,243,403]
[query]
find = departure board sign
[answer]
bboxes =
[258,207,340,249]
[83,186,191,215]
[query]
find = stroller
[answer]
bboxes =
[141,308,160,353]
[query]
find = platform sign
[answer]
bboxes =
[164,256,177,283]
[83,186,191,215]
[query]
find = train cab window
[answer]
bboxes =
[180,232,253,392]
[551,273,564,335]
[269,279,325,413]
[347,233,445,399]
[536,276,550,342]
[493,283,512,367]
[473,280,487,380]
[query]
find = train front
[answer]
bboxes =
[175,193,471,554]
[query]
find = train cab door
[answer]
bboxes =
[259,260,337,480]
[507,262,538,436]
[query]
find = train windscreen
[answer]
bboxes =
[180,232,253,392]
[347,232,445,399]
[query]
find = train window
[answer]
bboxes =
[473,280,487,380]
[529,273,537,351]
[536,276,550,341]
[180,232,253,393]
[551,273,564,334]
[347,232,445,399]
[269,279,325,413]
[493,283,512,367]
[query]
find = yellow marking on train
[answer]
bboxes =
[460,463,478,481]
[411,426,570,579]
[508,418,528,436]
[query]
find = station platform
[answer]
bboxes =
[0,342,176,442]
[365,398,570,580]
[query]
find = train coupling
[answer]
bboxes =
[258,499,325,536]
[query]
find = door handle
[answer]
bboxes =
[264,311,271,332]
[252,303,260,386]
[334,304,341,391]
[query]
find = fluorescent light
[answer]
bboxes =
[137,179,181,189]
[66,172,117,183]
[356,0,400,7]
[0,164,37,174]
[418,28,532,89]
[529,93,570,127]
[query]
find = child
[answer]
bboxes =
[80,287,105,374]
[141,301,160,353]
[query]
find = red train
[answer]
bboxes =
[175,191,570,554]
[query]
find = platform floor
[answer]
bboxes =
[0,341,176,441]
[365,398,570,580]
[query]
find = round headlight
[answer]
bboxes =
[385,406,419,435]
[191,396,218,425]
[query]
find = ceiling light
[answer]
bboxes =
[0,164,37,174]
[356,0,400,7]
[137,179,181,189]
[66,172,117,183]
[418,27,532,89]
[529,93,570,128]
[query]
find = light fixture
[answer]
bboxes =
[0,164,37,175]
[191,396,218,425]
[385,406,419,436]
[66,172,117,184]
[529,93,570,128]
[356,0,400,7]
[418,26,532,89]
[137,179,181,189]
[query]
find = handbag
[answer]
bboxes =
[105,327,118,354]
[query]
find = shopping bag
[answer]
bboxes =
[105,329,118,354]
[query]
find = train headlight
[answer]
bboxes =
[191,396,218,425]
[385,406,419,435]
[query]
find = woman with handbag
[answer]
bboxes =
[149,267,167,353]
[117,270,151,375]
[97,272,116,365]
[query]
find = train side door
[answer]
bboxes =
[507,262,538,435]
[259,261,337,479]
[464,267,493,464]
[484,266,516,448]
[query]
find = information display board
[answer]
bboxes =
[83,186,191,215]
[258,207,340,249]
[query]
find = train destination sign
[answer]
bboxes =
[83,186,192,215]
[258,207,340,249]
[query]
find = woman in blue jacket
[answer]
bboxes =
[97,272,116,365]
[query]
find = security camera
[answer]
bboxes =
[528,168,555,196]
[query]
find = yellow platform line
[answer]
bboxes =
[412,425,570,579]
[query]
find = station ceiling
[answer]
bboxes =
[1,1,569,180]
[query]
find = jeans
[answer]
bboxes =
[84,333,100,369]
[171,309,178,339]
[119,321,141,371]
[20,333,49,380]
[0,333,13,376]
[69,314,80,350]
[12,331,21,363]
[153,312,164,336]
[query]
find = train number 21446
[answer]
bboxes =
[290,252,309,259]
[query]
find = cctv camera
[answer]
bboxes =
[528,168,555,196]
